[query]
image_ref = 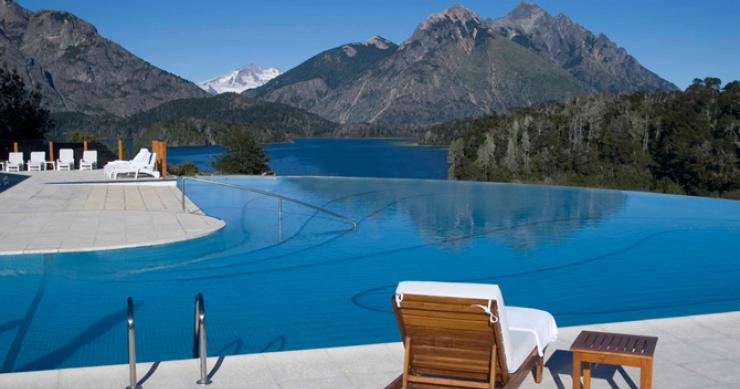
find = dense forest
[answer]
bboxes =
[423,78,739,198]
[51,93,338,147]
[0,65,52,141]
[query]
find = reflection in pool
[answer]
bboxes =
[0,176,738,373]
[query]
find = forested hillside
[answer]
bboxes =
[51,93,339,146]
[426,78,739,198]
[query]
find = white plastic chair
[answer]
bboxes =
[56,149,74,171]
[79,150,98,170]
[27,151,46,171]
[104,148,151,179]
[5,152,24,172]
[111,152,160,179]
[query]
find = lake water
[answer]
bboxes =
[167,138,448,179]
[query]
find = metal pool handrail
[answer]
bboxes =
[193,292,212,385]
[126,297,141,389]
[180,176,358,231]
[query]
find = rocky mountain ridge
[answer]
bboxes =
[0,0,207,117]
[250,3,677,126]
[489,3,676,93]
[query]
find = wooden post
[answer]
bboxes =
[151,140,160,175]
[160,141,167,177]
[48,141,54,161]
[83,140,88,151]
[13,142,18,152]
[117,139,123,160]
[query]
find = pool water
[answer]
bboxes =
[0,173,27,193]
[1,176,739,373]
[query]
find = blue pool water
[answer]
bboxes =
[0,173,27,193]
[167,138,448,179]
[1,176,739,373]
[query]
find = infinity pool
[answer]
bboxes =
[1,176,739,373]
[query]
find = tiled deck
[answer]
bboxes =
[0,311,737,388]
[0,170,224,255]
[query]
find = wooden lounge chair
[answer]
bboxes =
[388,281,557,389]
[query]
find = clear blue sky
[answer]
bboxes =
[18,0,740,88]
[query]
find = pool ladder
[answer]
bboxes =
[125,293,212,388]
[126,297,140,389]
[193,292,212,385]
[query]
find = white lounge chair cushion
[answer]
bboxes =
[8,152,23,164]
[30,152,45,163]
[81,150,97,163]
[395,281,557,373]
[104,148,151,177]
[506,306,558,359]
[506,328,538,373]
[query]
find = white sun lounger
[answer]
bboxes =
[391,281,557,388]
[27,151,46,171]
[110,152,160,179]
[104,148,151,179]
[5,152,24,172]
[79,150,98,170]
[56,149,75,171]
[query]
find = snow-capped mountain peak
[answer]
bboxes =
[198,64,280,94]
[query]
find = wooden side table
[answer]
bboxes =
[571,330,658,389]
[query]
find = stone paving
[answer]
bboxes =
[0,311,737,388]
[0,170,224,255]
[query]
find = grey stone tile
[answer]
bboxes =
[345,371,400,389]
[0,368,59,389]
[57,364,129,389]
[326,343,401,376]
[683,359,740,385]
[264,350,341,381]
[276,374,355,389]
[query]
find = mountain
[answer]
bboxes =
[250,4,676,126]
[0,0,207,116]
[489,3,677,94]
[198,63,280,94]
[244,35,399,121]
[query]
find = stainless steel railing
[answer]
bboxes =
[193,292,211,385]
[180,176,358,231]
[126,297,141,389]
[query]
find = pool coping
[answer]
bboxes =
[0,220,226,256]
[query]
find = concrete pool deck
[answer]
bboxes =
[0,170,224,255]
[0,311,737,388]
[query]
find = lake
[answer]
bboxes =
[167,138,448,179]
